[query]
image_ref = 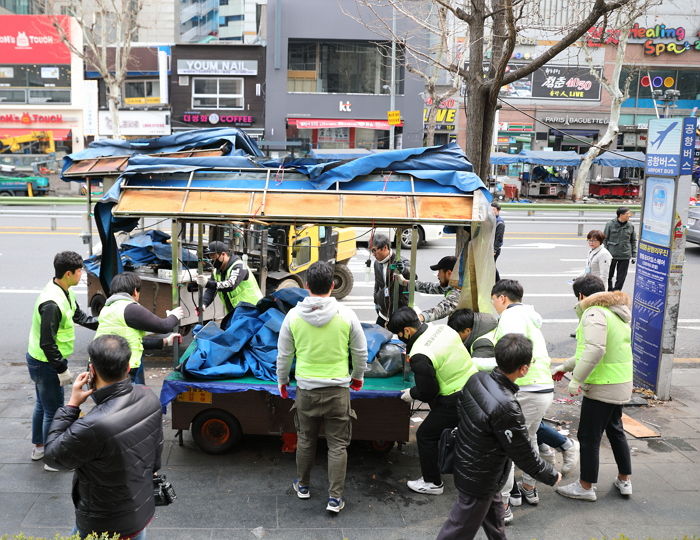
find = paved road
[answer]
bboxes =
[1,205,699,360]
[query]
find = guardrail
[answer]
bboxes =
[0,197,84,205]
[0,199,88,231]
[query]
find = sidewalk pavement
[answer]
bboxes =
[1,354,699,540]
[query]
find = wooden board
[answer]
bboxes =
[621,413,660,438]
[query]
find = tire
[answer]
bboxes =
[192,409,242,454]
[400,226,425,250]
[89,293,106,317]
[0,191,14,197]
[331,264,353,300]
[557,190,567,199]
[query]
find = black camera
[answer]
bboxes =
[153,473,176,506]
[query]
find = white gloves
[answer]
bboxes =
[195,274,209,288]
[393,272,409,286]
[57,369,73,387]
[400,388,413,403]
[568,378,582,396]
[166,306,184,320]
[163,333,182,346]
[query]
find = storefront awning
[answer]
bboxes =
[288,118,400,130]
[0,128,72,141]
[549,128,599,138]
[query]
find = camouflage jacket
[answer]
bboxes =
[416,281,461,322]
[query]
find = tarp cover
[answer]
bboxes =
[592,151,645,168]
[518,150,583,166]
[181,287,393,382]
[490,152,523,165]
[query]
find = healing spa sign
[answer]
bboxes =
[628,23,700,56]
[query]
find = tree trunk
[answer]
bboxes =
[106,80,122,140]
[464,85,489,177]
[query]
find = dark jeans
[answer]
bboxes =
[130,363,145,385]
[537,421,568,448]
[437,491,506,540]
[416,394,459,485]
[26,354,64,446]
[578,396,632,484]
[608,258,630,291]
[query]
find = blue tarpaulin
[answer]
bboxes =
[490,152,523,165]
[518,150,583,166]
[592,151,645,168]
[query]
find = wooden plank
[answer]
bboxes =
[621,413,660,438]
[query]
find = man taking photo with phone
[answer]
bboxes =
[45,334,164,539]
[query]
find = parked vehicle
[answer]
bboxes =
[0,165,49,196]
[687,206,700,246]
[356,224,446,249]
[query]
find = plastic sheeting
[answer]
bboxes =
[490,152,523,165]
[592,151,645,168]
[518,151,582,166]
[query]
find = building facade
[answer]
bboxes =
[264,0,424,152]
[170,44,265,138]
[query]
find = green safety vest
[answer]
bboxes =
[27,280,77,362]
[94,298,146,369]
[410,324,477,396]
[215,259,263,313]
[291,311,351,379]
[470,328,496,356]
[574,306,633,385]
[494,313,552,387]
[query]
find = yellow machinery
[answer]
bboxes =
[0,131,56,154]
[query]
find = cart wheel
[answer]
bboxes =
[557,190,566,199]
[369,440,395,453]
[192,409,242,454]
[275,278,300,290]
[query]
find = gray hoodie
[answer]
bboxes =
[277,296,368,390]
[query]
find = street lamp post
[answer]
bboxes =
[389,7,396,150]
[652,89,681,118]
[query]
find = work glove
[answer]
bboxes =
[350,378,363,391]
[163,333,182,346]
[166,306,184,320]
[195,274,209,288]
[400,388,413,403]
[393,272,409,286]
[57,368,74,387]
[552,370,566,382]
[278,384,289,399]
[568,378,582,396]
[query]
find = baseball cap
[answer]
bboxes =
[205,241,228,255]
[429,255,457,271]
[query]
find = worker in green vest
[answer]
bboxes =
[26,251,99,470]
[196,241,263,323]
[387,307,477,496]
[491,279,554,523]
[94,272,183,385]
[447,308,499,371]
[277,261,367,514]
[554,274,633,502]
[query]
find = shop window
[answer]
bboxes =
[124,80,161,105]
[192,77,244,109]
[677,71,700,101]
[287,39,404,95]
[0,89,27,103]
[28,89,70,104]
[637,69,676,100]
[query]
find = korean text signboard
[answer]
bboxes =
[0,15,71,65]
[531,65,602,101]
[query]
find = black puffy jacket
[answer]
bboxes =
[45,379,163,537]
[453,369,558,498]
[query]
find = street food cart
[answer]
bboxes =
[62,131,496,454]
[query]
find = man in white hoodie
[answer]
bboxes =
[277,261,368,514]
[491,279,554,523]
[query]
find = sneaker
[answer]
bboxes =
[509,485,522,507]
[292,479,310,499]
[556,480,597,501]
[326,497,345,513]
[31,446,44,461]
[613,478,632,497]
[407,477,444,495]
[43,464,59,472]
[503,503,513,526]
[561,439,580,476]
[519,483,539,505]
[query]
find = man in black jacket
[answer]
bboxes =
[437,334,560,540]
[371,233,411,327]
[45,335,163,539]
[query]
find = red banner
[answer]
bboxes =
[288,118,399,130]
[0,15,71,65]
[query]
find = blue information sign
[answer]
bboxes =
[645,117,697,176]
[631,240,671,389]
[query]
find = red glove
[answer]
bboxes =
[349,378,363,391]
[552,371,566,382]
[278,384,289,399]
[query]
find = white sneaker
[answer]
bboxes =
[561,439,580,476]
[556,480,597,501]
[613,478,632,496]
[407,477,444,495]
[43,463,59,472]
[31,446,44,461]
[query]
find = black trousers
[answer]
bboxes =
[437,491,506,540]
[608,258,630,291]
[416,395,459,485]
[578,396,632,484]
